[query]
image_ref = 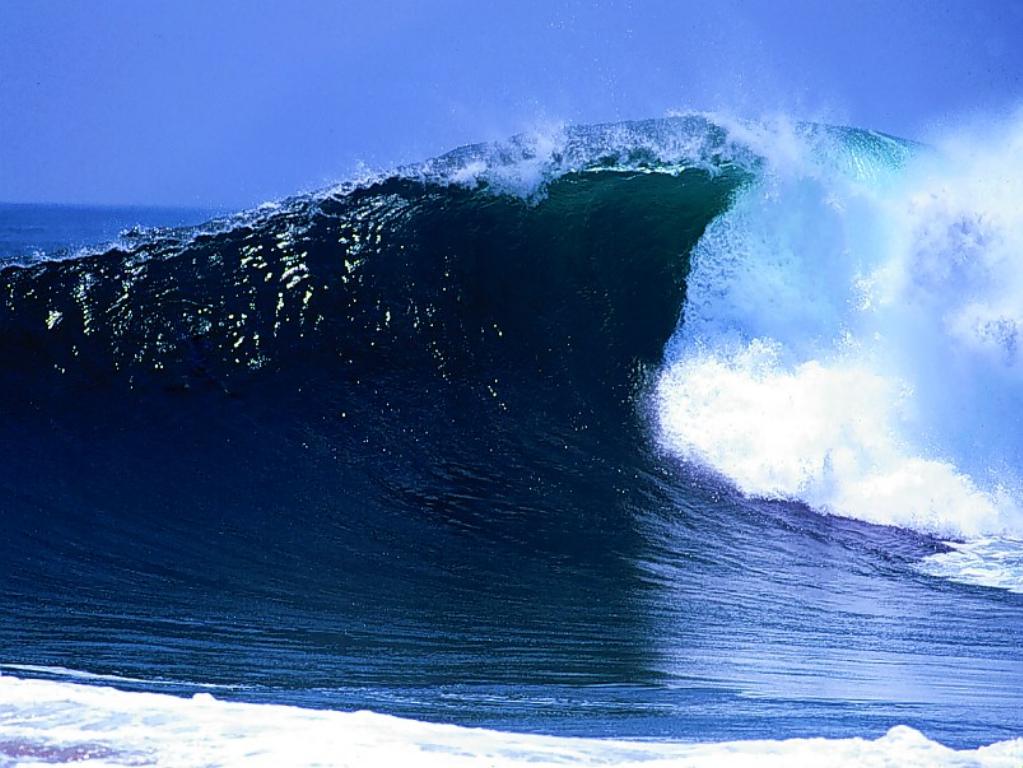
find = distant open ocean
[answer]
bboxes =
[0,202,222,264]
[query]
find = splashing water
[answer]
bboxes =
[656,115,1023,591]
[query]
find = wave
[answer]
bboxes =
[0,675,1020,768]
[2,114,1023,744]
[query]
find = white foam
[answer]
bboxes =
[655,342,1011,538]
[0,676,1019,767]
[919,537,1023,594]
[655,113,1023,591]
[402,113,756,200]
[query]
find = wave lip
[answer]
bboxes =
[0,675,1021,768]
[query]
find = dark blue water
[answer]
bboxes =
[1,118,1021,751]
[0,203,222,264]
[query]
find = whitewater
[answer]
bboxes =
[1,675,1021,767]
[655,114,1023,593]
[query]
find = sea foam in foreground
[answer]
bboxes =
[0,675,1021,767]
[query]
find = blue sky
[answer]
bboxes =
[2,0,1022,208]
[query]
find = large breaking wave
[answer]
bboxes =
[3,114,1023,762]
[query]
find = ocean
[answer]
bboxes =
[0,203,223,265]
[0,115,1021,766]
